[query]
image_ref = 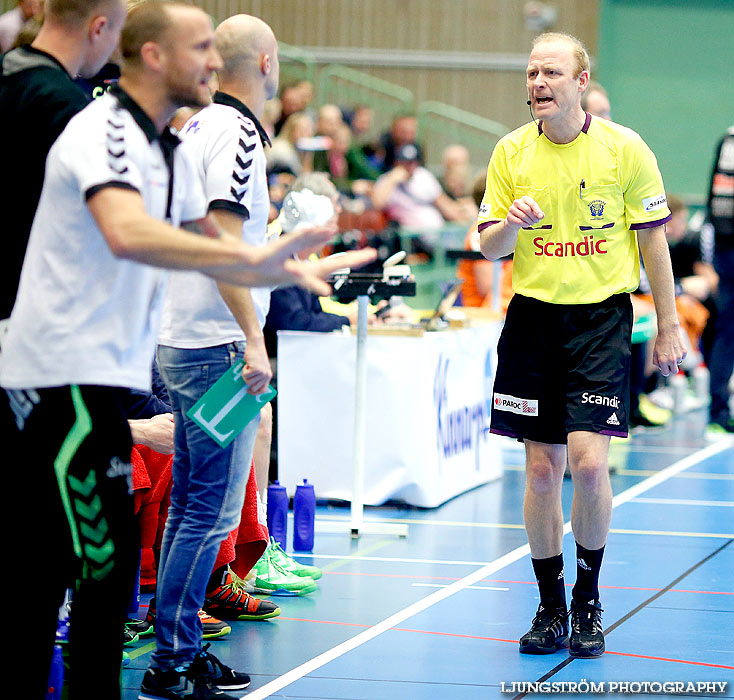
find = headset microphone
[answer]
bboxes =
[527,98,537,126]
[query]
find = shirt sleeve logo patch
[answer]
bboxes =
[479,202,491,217]
[642,193,667,212]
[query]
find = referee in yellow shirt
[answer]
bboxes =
[479,32,686,658]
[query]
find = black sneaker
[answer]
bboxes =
[569,599,605,658]
[192,644,251,691]
[138,666,237,699]
[124,626,140,645]
[127,617,155,637]
[519,605,568,654]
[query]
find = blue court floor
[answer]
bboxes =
[121,408,734,700]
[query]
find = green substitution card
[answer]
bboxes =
[187,359,276,447]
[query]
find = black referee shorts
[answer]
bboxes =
[489,293,633,444]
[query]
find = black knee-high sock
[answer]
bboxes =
[572,543,605,603]
[531,553,566,611]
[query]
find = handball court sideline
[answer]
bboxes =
[121,408,734,700]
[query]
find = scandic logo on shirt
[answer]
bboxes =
[493,393,538,416]
[533,235,607,258]
[642,193,667,212]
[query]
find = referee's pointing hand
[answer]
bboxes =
[507,195,546,228]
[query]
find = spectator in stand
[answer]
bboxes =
[0,0,41,52]
[439,143,479,219]
[372,143,476,256]
[348,103,374,143]
[315,102,345,139]
[272,79,314,136]
[313,122,381,195]
[376,112,425,172]
[440,144,469,195]
[267,110,315,176]
[262,95,280,139]
[580,80,611,121]
[272,81,302,136]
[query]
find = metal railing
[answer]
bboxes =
[278,41,318,88]
[417,100,509,173]
[316,63,415,135]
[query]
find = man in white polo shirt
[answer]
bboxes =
[0,3,374,698]
[147,14,301,698]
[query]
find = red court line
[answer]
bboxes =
[604,650,734,670]
[322,571,734,596]
[279,617,734,670]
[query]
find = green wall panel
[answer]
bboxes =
[598,0,734,203]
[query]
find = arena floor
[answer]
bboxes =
[121,408,734,700]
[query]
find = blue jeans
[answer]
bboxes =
[152,342,260,669]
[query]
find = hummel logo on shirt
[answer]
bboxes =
[606,412,620,426]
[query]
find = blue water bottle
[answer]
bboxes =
[46,643,64,700]
[47,595,70,700]
[267,480,289,549]
[293,479,316,552]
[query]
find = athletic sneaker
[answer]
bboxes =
[124,626,140,646]
[192,643,251,691]
[138,665,237,700]
[707,418,734,436]
[250,548,318,596]
[519,605,568,654]
[204,569,280,621]
[126,617,155,637]
[197,610,232,639]
[145,598,232,639]
[267,537,323,580]
[569,599,605,658]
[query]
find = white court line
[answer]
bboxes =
[312,554,489,566]
[315,515,525,530]
[630,497,734,507]
[243,439,732,700]
[609,441,732,508]
[412,583,510,591]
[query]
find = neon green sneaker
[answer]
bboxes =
[706,420,734,438]
[251,545,317,596]
[267,537,322,580]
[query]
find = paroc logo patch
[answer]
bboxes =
[493,393,538,416]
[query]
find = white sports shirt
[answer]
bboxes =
[157,92,272,348]
[0,87,206,392]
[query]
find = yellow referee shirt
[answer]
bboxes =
[478,114,671,304]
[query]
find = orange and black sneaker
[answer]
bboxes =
[204,570,281,621]
[197,609,232,639]
[142,598,232,639]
